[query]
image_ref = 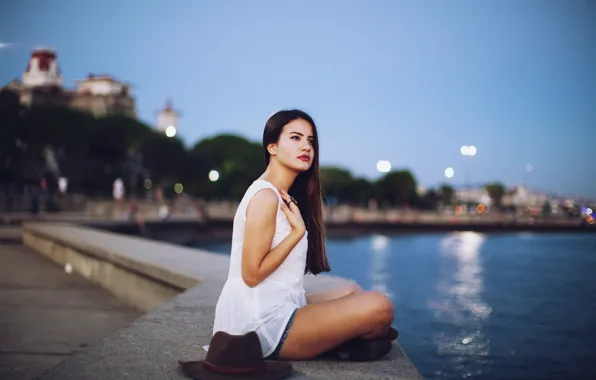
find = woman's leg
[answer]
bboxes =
[306,281,363,304]
[278,290,394,360]
[307,283,398,342]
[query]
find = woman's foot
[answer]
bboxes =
[333,337,392,361]
[321,326,397,361]
[387,326,399,341]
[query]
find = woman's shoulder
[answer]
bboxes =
[248,185,279,208]
[248,179,281,199]
[241,180,281,208]
[241,180,281,222]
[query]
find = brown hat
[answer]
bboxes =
[179,331,293,380]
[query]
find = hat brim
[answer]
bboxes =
[179,360,293,380]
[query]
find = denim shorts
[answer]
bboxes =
[265,308,298,360]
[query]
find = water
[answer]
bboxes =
[197,232,596,379]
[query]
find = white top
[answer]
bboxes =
[212,180,308,357]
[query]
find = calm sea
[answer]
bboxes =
[197,232,596,380]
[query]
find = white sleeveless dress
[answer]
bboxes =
[212,179,309,357]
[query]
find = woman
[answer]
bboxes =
[213,109,396,361]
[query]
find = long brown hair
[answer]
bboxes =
[263,109,330,275]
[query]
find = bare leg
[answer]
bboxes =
[307,283,395,340]
[278,290,394,360]
[306,281,363,304]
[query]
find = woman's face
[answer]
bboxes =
[270,118,315,172]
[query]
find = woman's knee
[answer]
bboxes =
[363,290,394,323]
[346,281,363,295]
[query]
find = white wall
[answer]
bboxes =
[77,79,124,95]
[22,58,62,87]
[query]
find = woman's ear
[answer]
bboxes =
[267,143,277,156]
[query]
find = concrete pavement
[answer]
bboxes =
[0,244,141,380]
[0,228,21,244]
[22,223,422,379]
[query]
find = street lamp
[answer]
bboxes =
[524,163,533,188]
[460,145,477,192]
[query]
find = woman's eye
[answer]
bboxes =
[291,136,300,140]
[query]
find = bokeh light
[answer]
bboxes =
[209,170,220,182]
[461,145,477,156]
[165,125,177,137]
[445,167,455,178]
[376,160,391,173]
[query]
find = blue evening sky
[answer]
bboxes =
[1,1,595,197]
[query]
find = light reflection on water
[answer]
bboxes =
[369,234,393,299]
[429,232,493,378]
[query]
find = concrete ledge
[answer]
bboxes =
[22,224,198,312]
[22,223,200,290]
[22,222,422,379]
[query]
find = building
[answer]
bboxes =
[156,99,181,137]
[455,186,492,206]
[501,185,549,208]
[1,47,137,118]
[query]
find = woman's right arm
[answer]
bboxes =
[241,189,305,288]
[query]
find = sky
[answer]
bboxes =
[1,0,595,197]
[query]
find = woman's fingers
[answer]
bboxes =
[287,200,299,213]
[280,195,299,215]
[280,199,304,231]
[279,190,298,208]
[280,202,296,222]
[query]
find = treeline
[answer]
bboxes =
[1,89,480,209]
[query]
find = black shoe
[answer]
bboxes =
[333,337,392,362]
[387,326,399,341]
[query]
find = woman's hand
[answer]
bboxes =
[279,190,306,234]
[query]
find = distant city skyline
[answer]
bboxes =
[1,0,595,197]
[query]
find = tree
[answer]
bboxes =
[0,89,24,184]
[10,104,97,186]
[438,184,455,205]
[140,133,187,187]
[415,188,439,210]
[15,105,154,195]
[0,99,157,195]
[542,200,552,217]
[82,114,152,195]
[484,182,506,208]
[320,166,353,204]
[26,106,97,190]
[346,177,376,206]
[376,170,417,207]
[189,134,263,199]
